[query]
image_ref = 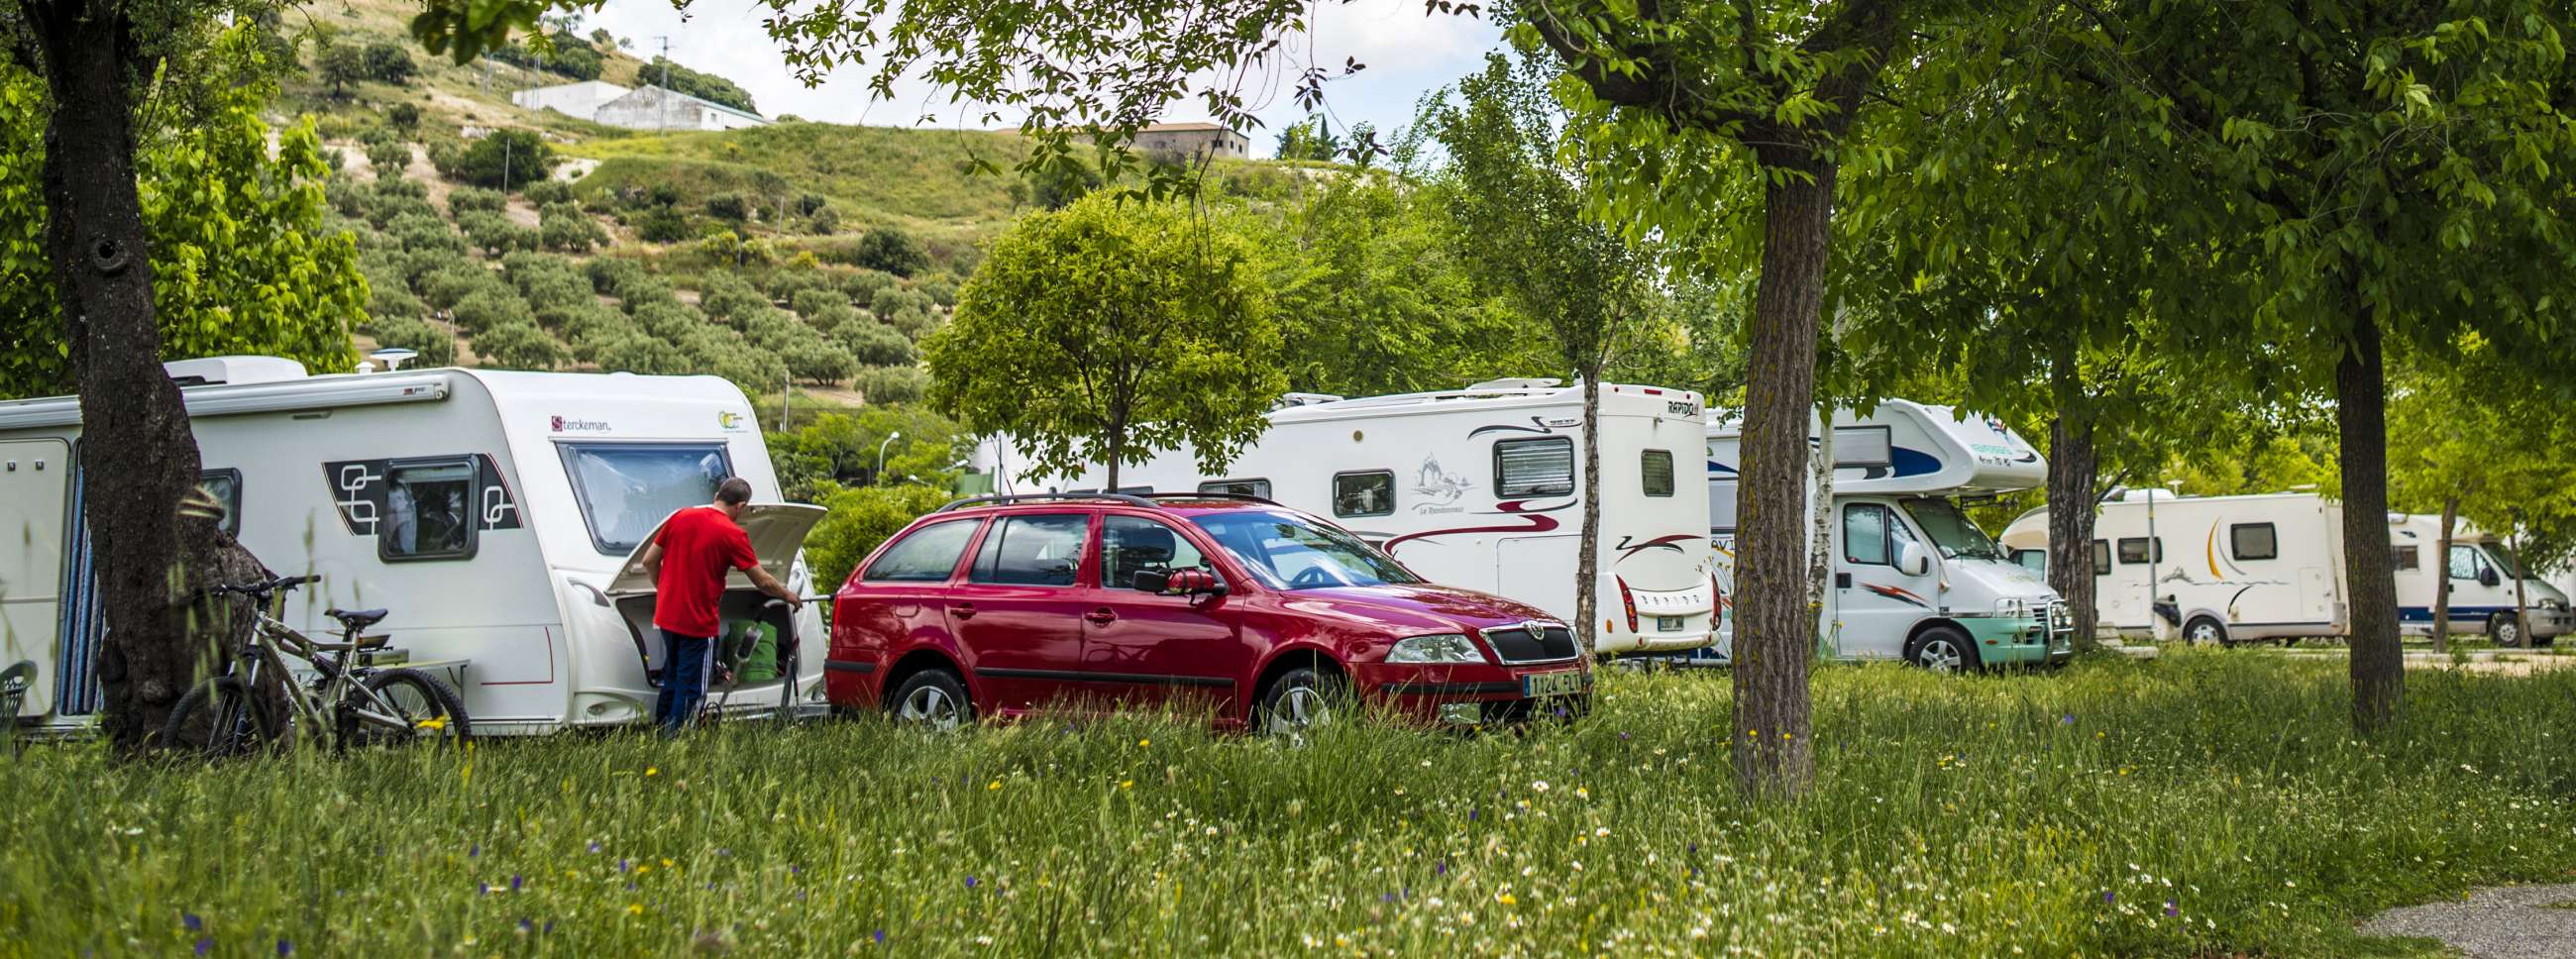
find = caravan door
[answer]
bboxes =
[0,439,68,719]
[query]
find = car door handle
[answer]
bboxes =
[949,602,977,620]
[1085,608,1118,625]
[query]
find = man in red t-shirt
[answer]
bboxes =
[639,477,802,732]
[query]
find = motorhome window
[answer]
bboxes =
[2116,537,2164,565]
[1332,472,1395,517]
[969,514,1090,586]
[1832,426,1893,469]
[1187,509,1421,590]
[381,459,477,561]
[197,469,242,537]
[2093,540,2111,576]
[2447,545,2481,580]
[1844,503,1894,565]
[2230,523,2279,561]
[1641,450,1675,497]
[1103,516,1216,591]
[2393,545,2419,571]
[1898,497,2003,561]
[1494,437,1574,497]
[1708,479,1739,534]
[862,519,980,583]
[559,442,734,555]
[1199,479,1272,499]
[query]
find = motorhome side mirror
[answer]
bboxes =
[1131,570,1171,593]
[2480,568,2501,588]
[1897,542,1932,578]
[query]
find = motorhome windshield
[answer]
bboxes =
[559,442,735,554]
[1899,497,2004,561]
[2482,546,2525,579]
[1187,510,1423,590]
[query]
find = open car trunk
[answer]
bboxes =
[604,504,827,691]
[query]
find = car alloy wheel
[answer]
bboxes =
[1915,636,1966,673]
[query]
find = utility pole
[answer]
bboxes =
[656,36,673,131]
[500,136,513,195]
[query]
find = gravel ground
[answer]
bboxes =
[2362,885,2576,958]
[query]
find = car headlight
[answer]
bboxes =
[2541,598,2568,611]
[1388,633,1488,665]
[1993,597,2028,618]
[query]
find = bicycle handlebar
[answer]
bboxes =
[201,574,323,599]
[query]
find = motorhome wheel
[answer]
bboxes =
[2184,616,2232,648]
[2489,614,2525,649]
[888,670,973,731]
[1905,626,1981,675]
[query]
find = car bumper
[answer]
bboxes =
[1959,614,2069,666]
[1359,661,1592,725]
[2531,609,2572,638]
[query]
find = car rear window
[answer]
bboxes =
[861,519,980,583]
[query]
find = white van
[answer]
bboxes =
[984,379,1719,656]
[1702,400,2072,671]
[0,357,827,736]
[1996,491,2569,647]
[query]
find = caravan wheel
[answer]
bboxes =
[2489,614,2526,649]
[2184,617,2232,648]
[1905,626,1981,675]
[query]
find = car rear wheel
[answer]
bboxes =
[1905,626,1981,675]
[887,669,973,731]
[1256,666,1346,740]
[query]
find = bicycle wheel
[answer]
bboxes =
[343,669,473,748]
[161,678,281,757]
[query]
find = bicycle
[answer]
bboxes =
[161,575,473,756]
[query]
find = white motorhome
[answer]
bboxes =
[1703,400,2072,671]
[1995,491,2569,647]
[0,357,827,736]
[983,379,1719,656]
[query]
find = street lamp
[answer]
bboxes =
[876,431,903,483]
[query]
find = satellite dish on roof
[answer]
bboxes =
[368,347,420,373]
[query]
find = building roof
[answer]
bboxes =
[1138,121,1237,134]
[608,84,766,123]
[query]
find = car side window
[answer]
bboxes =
[1101,516,1215,591]
[861,519,981,583]
[1844,502,1892,566]
[970,513,1091,586]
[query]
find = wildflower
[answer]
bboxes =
[1120,780,1133,790]
[1497,893,1517,906]
[874,930,886,944]
[619,859,631,872]
[2164,902,2179,917]
[469,844,481,858]
[517,919,533,934]
[662,858,675,869]
[183,913,203,932]
[1437,861,1448,876]
[2101,891,2114,904]
[987,780,1002,791]
[1137,738,1150,748]
[194,938,212,957]
[1532,781,1551,793]
[589,841,602,854]
[2060,714,2075,724]
[965,876,978,889]
[626,904,645,916]
[510,875,523,892]
[276,939,292,956]
[646,767,659,777]
[479,883,489,896]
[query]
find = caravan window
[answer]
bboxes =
[197,469,243,536]
[1832,426,1893,470]
[382,459,478,561]
[559,442,734,555]
[2093,540,2111,576]
[1494,437,1574,497]
[1641,450,1675,497]
[2116,537,2163,565]
[1199,479,1272,499]
[2231,523,2279,561]
[2394,545,2419,571]
[1332,472,1395,518]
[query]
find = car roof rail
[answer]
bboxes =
[1146,491,1280,506]
[932,491,1156,513]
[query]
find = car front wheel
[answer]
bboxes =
[1256,666,1346,739]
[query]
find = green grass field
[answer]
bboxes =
[4,650,2570,956]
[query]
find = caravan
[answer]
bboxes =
[1995,492,2570,647]
[0,357,827,736]
[1704,400,2072,671]
[983,380,1719,656]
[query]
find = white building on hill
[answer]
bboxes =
[511,80,634,120]
[511,80,769,132]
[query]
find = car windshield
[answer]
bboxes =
[1186,510,1423,590]
[1899,496,2004,561]
[559,442,733,554]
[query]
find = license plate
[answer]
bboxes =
[1657,615,1685,632]
[1523,670,1584,698]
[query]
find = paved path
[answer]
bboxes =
[2362,885,2576,958]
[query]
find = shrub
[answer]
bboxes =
[804,484,954,586]
[867,285,934,319]
[385,212,465,255]
[784,340,858,385]
[539,204,608,253]
[837,268,897,304]
[326,176,369,219]
[711,348,789,396]
[447,187,507,217]
[360,42,416,83]
[851,226,929,276]
[539,302,629,343]
[386,102,421,131]
[851,364,925,404]
[789,288,848,319]
[703,192,751,222]
[917,277,960,308]
[370,315,457,367]
[365,283,427,335]
[420,265,510,310]
[736,307,805,350]
[472,322,564,371]
[457,211,537,256]
[450,286,534,336]
[631,300,705,340]
[765,268,834,304]
[794,192,828,216]
[524,178,576,206]
[447,129,555,190]
[585,258,649,294]
[611,273,678,309]
[805,206,841,235]
[514,267,593,312]
[592,334,696,375]
[834,320,916,368]
[634,207,692,243]
[394,247,474,287]
[365,139,411,178]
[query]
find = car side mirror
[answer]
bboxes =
[1897,541,1932,578]
[1147,569,1224,596]
[2480,568,2501,588]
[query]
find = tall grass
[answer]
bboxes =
[3,650,2568,956]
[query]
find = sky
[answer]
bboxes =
[585,0,1506,157]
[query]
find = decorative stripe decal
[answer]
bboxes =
[1379,498,1573,552]
[1862,583,1931,608]
[1614,533,1702,562]
[974,667,1230,689]
[1467,417,1560,438]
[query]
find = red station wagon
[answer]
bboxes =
[822,493,1592,733]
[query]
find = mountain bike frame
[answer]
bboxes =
[198,577,427,749]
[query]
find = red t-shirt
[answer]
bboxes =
[653,505,759,638]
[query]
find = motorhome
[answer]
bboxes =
[1703,400,2072,671]
[980,379,1719,656]
[0,357,827,736]
[1995,491,2569,647]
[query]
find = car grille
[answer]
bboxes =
[1483,625,1580,663]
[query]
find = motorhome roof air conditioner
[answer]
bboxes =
[162,356,309,386]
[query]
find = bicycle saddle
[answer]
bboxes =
[327,607,389,629]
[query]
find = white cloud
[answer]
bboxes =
[582,0,1501,155]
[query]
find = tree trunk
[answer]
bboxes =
[2508,533,2531,650]
[2335,304,2402,732]
[1575,374,1601,656]
[2432,494,2457,655]
[1807,401,1836,657]
[1103,403,1126,491]
[32,8,260,752]
[2045,343,2102,652]
[1731,148,1833,799]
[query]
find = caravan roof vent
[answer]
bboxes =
[1465,377,1563,390]
[2118,487,2181,503]
[1274,392,1344,408]
[164,356,309,387]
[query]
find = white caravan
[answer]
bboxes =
[0,357,827,736]
[1703,400,2072,670]
[985,380,1719,656]
[1995,491,2570,647]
